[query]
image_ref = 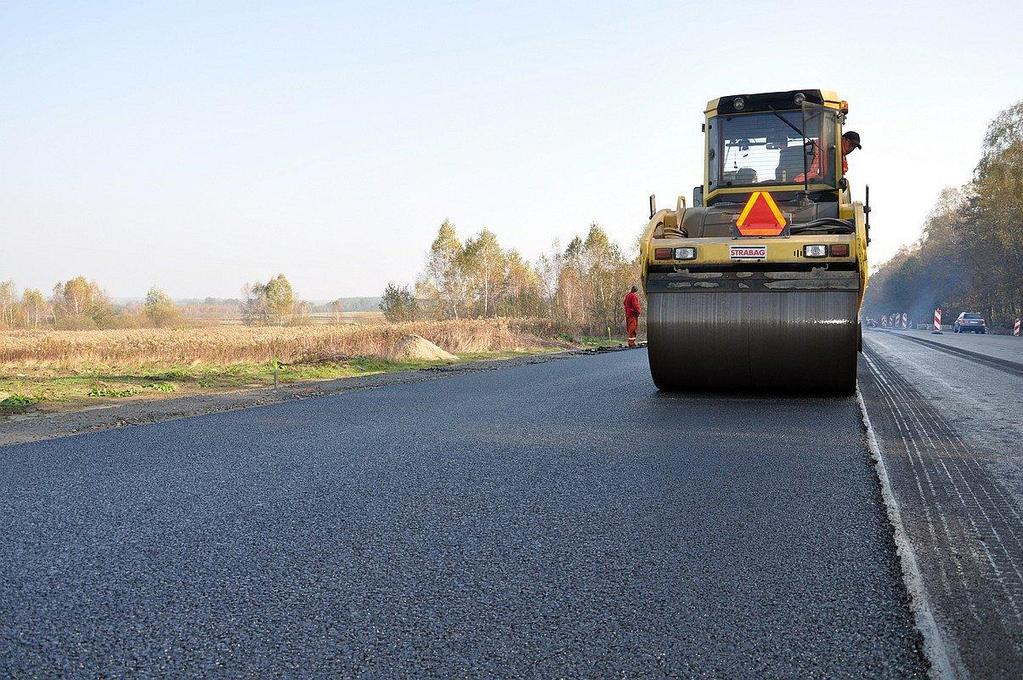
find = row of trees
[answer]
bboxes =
[864,100,1023,327]
[0,274,313,329]
[0,277,186,330]
[382,220,640,334]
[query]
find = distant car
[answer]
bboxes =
[953,312,987,334]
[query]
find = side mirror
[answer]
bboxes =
[692,186,704,207]
[649,194,656,219]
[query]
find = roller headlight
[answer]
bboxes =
[674,247,697,260]
[804,244,827,258]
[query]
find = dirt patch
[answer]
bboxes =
[388,335,458,362]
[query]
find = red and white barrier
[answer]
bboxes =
[901,313,908,329]
[881,315,888,328]
[932,308,943,334]
[1014,318,1021,337]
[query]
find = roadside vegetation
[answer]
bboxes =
[383,221,640,337]
[864,100,1023,328]
[0,274,382,330]
[0,319,566,366]
[1,219,644,413]
[0,355,452,408]
[0,222,641,335]
[0,319,579,412]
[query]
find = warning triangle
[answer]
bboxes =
[736,192,787,237]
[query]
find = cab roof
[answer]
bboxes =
[706,89,842,115]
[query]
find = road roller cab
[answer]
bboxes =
[641,90,869,392]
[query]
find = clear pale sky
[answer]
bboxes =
[2,1,1020,299]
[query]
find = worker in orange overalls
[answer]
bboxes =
[794,130,861,183]
[624,286,642,347]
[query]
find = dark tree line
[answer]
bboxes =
[864,100,1023,327]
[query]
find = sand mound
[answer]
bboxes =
[388,334,457,362]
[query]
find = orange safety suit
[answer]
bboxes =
[623,291,641,347]
[794,143,848,183]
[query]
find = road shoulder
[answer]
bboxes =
[858,338,1023,677]
[0,349,631,447]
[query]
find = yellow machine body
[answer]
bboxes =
[641,89,869,392]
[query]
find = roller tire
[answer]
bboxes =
[647,290,859,394]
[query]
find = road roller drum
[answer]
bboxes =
[647,288,858,392]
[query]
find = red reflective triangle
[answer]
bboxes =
[736,192,786,236]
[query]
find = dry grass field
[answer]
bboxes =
[0,318,579,410]
[0,318,563,366]
[213,310,388,326]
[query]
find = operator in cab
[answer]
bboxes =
[840,131,862,173]
[793,130,862,183]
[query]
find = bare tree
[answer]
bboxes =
[0,281,16,327]
[463,229,505,318]
[330,298,344,324]
[21,288,48,328]
[419,220,467,319]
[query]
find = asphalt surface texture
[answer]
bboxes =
[861,330,1023,678]
[918,328,1023,365]
[2,348,926,678]
[887,327,1023,373]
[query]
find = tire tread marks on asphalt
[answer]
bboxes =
[862,349,1023,676]
[887,332,1023,378]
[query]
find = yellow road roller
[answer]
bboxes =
[640,89,869,392]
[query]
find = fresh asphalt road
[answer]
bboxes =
[1,349,925,678]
